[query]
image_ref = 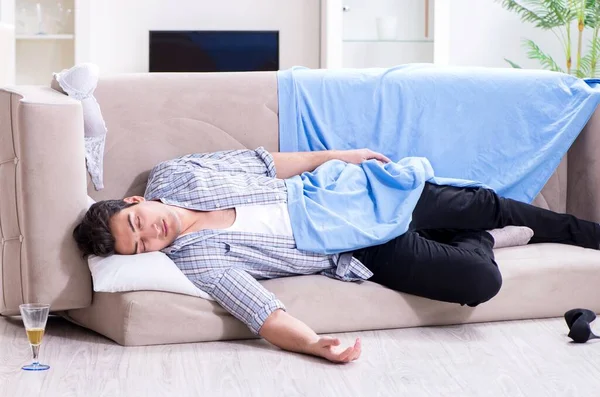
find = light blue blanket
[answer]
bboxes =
[279,65,600,254]
[286,157,485,255]
[278,64,600,202]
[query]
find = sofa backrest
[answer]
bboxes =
[89,72,279,201]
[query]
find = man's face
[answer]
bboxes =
[110,197,182,255]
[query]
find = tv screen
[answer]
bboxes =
[149,31,279,73]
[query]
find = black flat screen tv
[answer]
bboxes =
[149,31,279,72]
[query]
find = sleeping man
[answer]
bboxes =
[73,147,600,363]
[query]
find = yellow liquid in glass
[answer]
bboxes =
[26,328,45,346]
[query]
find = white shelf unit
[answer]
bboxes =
[321,0,435,69]
[16,33,74,39]
[0,0,90,85]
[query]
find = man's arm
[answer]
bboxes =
[272,149,391,179]
[259,309,362,364]
[150,148,278,180]
[198,267,361,363]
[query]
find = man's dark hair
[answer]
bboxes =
[73,200,136,257]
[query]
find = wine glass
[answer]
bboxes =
[19,303,50,371]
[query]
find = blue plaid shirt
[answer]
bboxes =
[144,148,373,334]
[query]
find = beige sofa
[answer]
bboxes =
[2,72,600,346]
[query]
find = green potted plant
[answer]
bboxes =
[498,0,600,77]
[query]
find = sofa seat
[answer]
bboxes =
[64,243,600,346]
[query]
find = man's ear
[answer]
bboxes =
[123,196,146,204]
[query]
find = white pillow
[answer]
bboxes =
[85,196,213,300]
[88,252,213,300]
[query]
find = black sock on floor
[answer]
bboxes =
[565,308,599,343]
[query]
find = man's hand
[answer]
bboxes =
[307,336,362,364]
[336,148,391,165]
[259,309,363,364]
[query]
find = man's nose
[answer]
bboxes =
[139,223,159,239]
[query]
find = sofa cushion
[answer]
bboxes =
[65,243,600,346]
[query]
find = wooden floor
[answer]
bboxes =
[1,316,599,397]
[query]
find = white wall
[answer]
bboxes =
[0,23,15,85]
[435,0,592,72]
[86,0,320,74]
[321,0,342,68]
[0,0,14,24]
[0,0,15,85]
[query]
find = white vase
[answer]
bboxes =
[376,16,398,41]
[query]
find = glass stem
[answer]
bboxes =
[31,344,40,365]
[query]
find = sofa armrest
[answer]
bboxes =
[568,106,600,223]
[0,86,91,315]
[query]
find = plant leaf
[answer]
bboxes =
[576,56,592,76]
[577,45,594,76]
[522,39,566,72]
[577,34,600,78]
[542,0,575,25]
[496,0,575,29]
[505,58,524,68]
[584,0,600,28]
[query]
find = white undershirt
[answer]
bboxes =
[226,203,294,237]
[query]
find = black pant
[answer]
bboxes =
[353,183,600,307]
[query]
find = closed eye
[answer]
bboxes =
[137,216,141,230]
